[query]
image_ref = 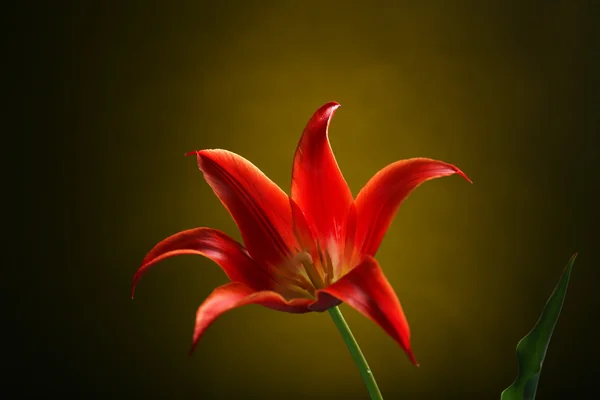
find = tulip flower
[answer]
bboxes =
[132,102,470,399]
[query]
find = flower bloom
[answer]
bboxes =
[132,102,470,365]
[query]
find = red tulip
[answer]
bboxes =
[132,102,470,366]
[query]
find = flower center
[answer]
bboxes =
[273,240,353,300]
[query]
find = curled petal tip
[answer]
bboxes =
[185,150,199,157]
[314,102,341,119]
[324,102,341,116]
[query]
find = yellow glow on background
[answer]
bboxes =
[15,1,598,399]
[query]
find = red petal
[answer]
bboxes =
[342,202,358,273]
[132,228,275,298]
[187,149,297,269]
[291,102,353,244]
[317,256,419,366]
[355,158,471,257]
[290,197,316,254]
[190,282,313,354]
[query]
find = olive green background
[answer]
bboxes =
[13,1,599,399]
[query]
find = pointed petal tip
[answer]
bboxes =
[186,149,222,159]
[188,342,198,356]
[453,166,472,184]
[407,349,419,367]
[131,274,140,299]
[190,149,230,166]
[446,164,473,183]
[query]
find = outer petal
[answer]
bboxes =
[187,149,297,269]
[317,256,419,366]
[189,282,313,354]
[355,158,471,257]
[132,228,275,297]
[291,102,353,245]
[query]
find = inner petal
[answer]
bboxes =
[290,102,353,247]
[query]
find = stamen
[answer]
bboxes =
[273,261,315,295]
[324,249,335,284]
[294,251,325,289]
[316,241,333,286]
[281,284,316,300]
[295,251,313,266]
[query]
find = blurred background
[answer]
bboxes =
[11,1,599,399]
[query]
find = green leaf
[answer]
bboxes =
[501,253,577,400]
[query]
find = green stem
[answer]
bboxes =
[328,306,384,400]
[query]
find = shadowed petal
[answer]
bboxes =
[132,228,275,298]
[317,256,418,366]
[291,102,353,245]
[190,282,313,354]
[355,158,471,257]
[187,149,297,269]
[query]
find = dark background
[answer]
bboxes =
[10,1,599,399]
